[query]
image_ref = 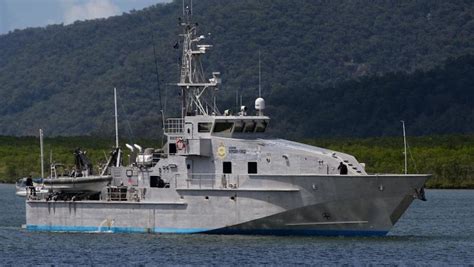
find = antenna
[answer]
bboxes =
[254,51,266,116]
[114,88,119,148]
[49,149,53,179]
[145,13,165,143]
[39,129,44,178]
[258,50,262,98]
[213,95,216,114]
[134,144,143,152]
[160,81,168,147]
[149,22,164,137]
[183,0,192,21]
[401,120,407,174]
[235,90,239,112]
[182,0,185,16]
[161,109,166,146]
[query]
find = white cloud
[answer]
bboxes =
[63,0,121,24]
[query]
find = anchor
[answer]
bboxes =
[414,187,427,201]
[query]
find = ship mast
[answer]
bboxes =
[177,2,221,117]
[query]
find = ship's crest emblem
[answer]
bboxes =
[217,143,226,159]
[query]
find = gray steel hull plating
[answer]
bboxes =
[26,174,428,236]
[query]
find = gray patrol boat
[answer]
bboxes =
[26,6,429,236]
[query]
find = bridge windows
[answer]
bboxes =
[200,119,269,134]
[198,122,212,133]
[213,122,234,133]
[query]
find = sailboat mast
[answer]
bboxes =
[39,129,44,178]
[114,88,119,148]
[401,120,407,174]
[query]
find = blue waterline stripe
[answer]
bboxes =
[26,225,209,234]
[26,224,387,236]
[210,228,388,237]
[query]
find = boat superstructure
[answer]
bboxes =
[25,4,429,236]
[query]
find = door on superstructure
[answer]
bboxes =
[185,122,193,139]
[186,159,194,179]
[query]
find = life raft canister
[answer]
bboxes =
[176,138,186,150]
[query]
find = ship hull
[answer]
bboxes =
[25,174,428,236]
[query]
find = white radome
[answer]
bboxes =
[255,97,265,111]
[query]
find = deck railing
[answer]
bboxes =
[105,186,142,202]
[173,173,241,189]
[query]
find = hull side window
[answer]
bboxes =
[223,161,232,174]
[248,162,257,174]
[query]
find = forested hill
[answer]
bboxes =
[269,55,474,138]
[0,0,473,138]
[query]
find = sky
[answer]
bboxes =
[0,0,171,34]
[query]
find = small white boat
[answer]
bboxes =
[15,177,48,197]
[41,149,113,193]
[42,175,112,193]
[16,129,49,197]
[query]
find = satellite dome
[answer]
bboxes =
[255,97,265,111]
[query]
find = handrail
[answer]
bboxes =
[174,173,242,189]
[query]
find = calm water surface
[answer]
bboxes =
[0,184,473,265]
